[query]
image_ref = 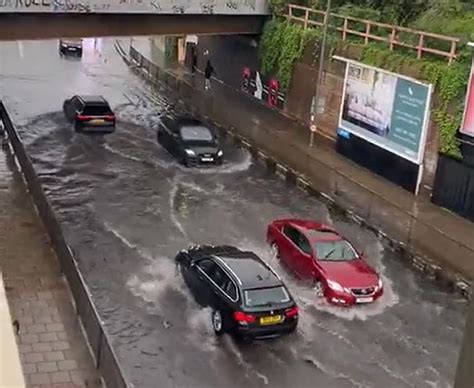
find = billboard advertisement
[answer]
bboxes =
[339,61,431,164]
[460,56,474,138]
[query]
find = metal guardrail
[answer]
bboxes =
[287,3,460,64]
[129,46,472,295]
[0,101,129,388]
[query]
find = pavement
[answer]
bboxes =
[0,139,101,387]
[0,37,468,388]
[132,38,474,284]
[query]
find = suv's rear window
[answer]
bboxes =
[83,105,112,115]
[62,39,82,45]
[180,126,213,141]
[244,286,290,307]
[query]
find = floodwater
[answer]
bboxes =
[0,37,466,388]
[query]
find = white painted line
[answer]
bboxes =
[319,192,335,203]
[241,140,251,149]
[257,151,268,160]
[296,176,310,190]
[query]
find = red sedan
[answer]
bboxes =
[266,219,383,306]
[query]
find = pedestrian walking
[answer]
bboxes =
[191,48,197,75]
[204,59,215,91]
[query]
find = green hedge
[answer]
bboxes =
[259,19,332,90]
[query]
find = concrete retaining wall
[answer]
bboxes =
[0,101,130,388]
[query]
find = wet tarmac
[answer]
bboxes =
[0,38,467,388]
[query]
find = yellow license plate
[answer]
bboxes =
[259,315,282,325]
[90,119,104,124]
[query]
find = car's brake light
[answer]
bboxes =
[76,115,91,121]
[105,115,115,122]
[233,311,256,323]
[285,306,298,318]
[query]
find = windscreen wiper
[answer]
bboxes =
[324,249,335,259]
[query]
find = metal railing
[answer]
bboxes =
[287,3,460,64]
[0,101,129,388]
[128,46,472,296]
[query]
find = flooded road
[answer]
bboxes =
[0,38,466,388]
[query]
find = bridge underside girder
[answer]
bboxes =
[0,13,266,40]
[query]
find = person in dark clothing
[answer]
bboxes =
[191,47,197,75]
[204,59,215,90]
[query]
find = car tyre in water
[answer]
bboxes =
[270,242,280,260]
[182,155,189,167]
[314,281,324,298]
[211,310,225,336]
[74,121,83,132]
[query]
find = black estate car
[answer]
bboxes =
[176,245,298,340]
[63,95,116,133]
[59,38,83,57]
[158,116,223,166]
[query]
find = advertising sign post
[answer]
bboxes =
[338,60,431,164]
[334,57,432,193]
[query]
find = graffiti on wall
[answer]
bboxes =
[0,0,109,11]
[53,0,92,12]
[0,0,269,13]
[0,0,52,9]
[0,0,268,13]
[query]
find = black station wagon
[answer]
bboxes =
[176,245,298,340]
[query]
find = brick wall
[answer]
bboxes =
[284,45,440,193]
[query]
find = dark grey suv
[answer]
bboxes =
[59,38,83,57]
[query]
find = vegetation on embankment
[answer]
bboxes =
[259,0,474,158]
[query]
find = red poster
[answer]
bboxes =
[267,79,279,107]
[461,57,474,137]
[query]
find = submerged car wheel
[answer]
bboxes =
[212,310,225,336]
[182,155,189,167]
[270,242,280,260]
[74,121,83,132]
[314,281,325,298]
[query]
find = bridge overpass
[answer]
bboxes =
[0,0,269,39]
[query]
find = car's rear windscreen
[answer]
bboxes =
[62,40,82,45]
[244,286,290,307]
[83,105,112,115]
[180,125,213,142]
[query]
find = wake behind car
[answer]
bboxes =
[176,245,298,340]
[59,38,83,57]
[158,116,223,166]
[267,219,383,307]
[63,95,115,133]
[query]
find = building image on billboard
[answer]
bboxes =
[342,64,396,139]
[339,61,431,164]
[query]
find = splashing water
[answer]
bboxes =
[240,239,399,322]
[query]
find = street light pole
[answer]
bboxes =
[310,0,332,147]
